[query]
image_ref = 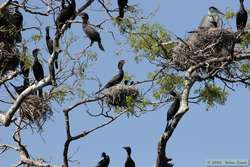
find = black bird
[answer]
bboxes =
[80,12,105,51]
[124,80,129,85]
[9,82,27,94]
[20,59,30,87]
[32,48,44,97]
[123,146,135,167]
[96,152,110,167]
[117,0,128,18]
[55,0,76,31]
[12,1,23,43]
[167,91,180,126]
[236,0,248,31]
[95,60,126,94]
[45,26,58,69]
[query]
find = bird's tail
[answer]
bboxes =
[38,88,43,98]
[98,41,105,51]
[54,54,59,69]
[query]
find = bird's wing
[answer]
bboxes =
[199,15,209,27]
[103,73,123,89]
[85,26,101,41]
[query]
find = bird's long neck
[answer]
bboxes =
[46,29,50,40]
[82,19,88,27]
[240,1,245,11]
[33,54,38,62]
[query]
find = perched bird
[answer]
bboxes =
[236,0,248,31]
[79,12,105,51]
[11,1,23,43]
[124,80,129,85]
[45,26,58,69]
[95,60,126,94]
[117,0,128,18]
[167,91,180,126]
[123,146,135,167]
[9,82,27,94]
[55,0,76,31]
[96,152,110,167]
[20,59,30,87]
[32,48,44,97]
[199,6,224,28]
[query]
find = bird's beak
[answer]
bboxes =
[216,9,224,15]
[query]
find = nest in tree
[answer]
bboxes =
[19,94,52,130]
[0,8,20,45]
[172,28,237,71]
[0,47,19,75]
[103,84,139,107]
[0,9,20,75]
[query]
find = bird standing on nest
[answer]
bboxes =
[167,91,180,126]
[123,146,135,167]
[236,0,248,31]
[95,60,126,94]
[199,6,224,28]
[55,0,75,32]
[11,1,23,43]
[117,0,128,18]
[79,12,105,51]
[45,26,59,69]
[32,48,44,97]
[96,152,110,167]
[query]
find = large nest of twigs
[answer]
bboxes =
[0,8,20,75]
[0,8,20,45]
[103,84,139,107]
[0,47,19,74]
[172,28,237,71]
[19,95,52,130]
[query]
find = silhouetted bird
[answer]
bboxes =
[79,12,105,51]
[123,146,135,167]
[200,6,224,28]
[45,26,58,69]
[117,0,128,18]
[55,0,76,31]
[95,60,126,94]
[20,60,30,87]
[9,82,27,94]
[96,152,110,167]
[167,91,180,126]
[124,80,129,85]
[236,0,248,31]
[12,1,23,43]
[32,48,44,97]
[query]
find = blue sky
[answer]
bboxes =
[1,0,250,167]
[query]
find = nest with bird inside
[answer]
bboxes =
[0,46,19,75]
[19,94,52,131]
[172,28,238,72]
[103,84,139,108]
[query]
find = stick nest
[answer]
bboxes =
[172,28,237,71]
[19,94,52,130]
[103,84,139,107]
[0,47,19,75]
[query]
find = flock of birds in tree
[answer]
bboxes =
[1,0,248,166]
[7,0,129,97]
[95,146,135,167]
[167,0,248,126]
